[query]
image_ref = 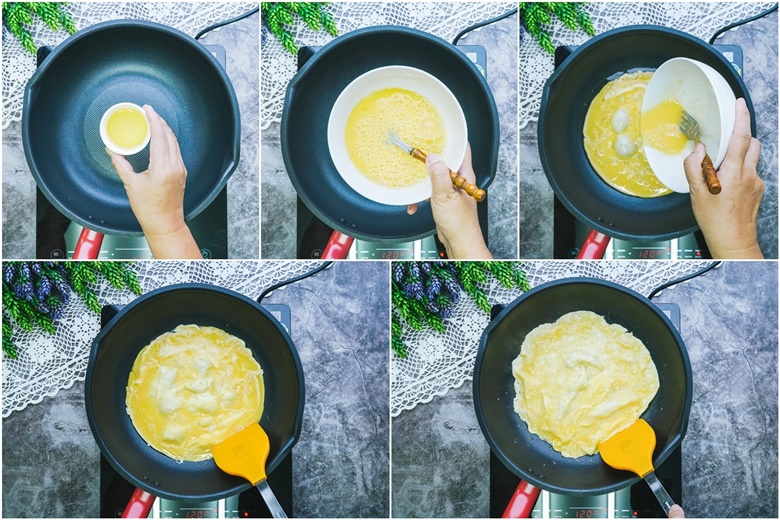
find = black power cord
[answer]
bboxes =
[257,262,333,304]
[195,6,259,40]
[647,262,722,300]
[709,3,778,45]
[452,7,518,45]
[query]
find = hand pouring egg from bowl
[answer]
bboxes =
[641,57,736,193]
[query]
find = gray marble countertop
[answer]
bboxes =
[1,13,259,260]
[519,10,778,259]
[2,262,389,518]
[261,15,519,259]
[392,261,778,518]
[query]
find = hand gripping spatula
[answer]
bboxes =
[598,419,675,516]
[212,423,288,518]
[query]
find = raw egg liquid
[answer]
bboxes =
[345,87,445,189]
[107,108,148,148]
[583,71,672,198]
[126,324,265,462]
[642,99,688,155]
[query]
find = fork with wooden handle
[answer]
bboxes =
[390,131,486,202]
[679,110,722,195]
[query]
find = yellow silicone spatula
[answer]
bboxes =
[212,423,287,518]
[598,419,675,516]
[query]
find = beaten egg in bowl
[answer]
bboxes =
[345,87,446,189]
[126,324,265,462]
[512,311,659,458]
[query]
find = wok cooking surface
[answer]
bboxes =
[538,26,754,243]
[488,302,683,518]
[282,26,499,243]
[474,279,692,497]
[34,44,230,260]
[550,42,744,258]
[294,44,489,259]
[23,20,240,236]
[490,303,682,518]
[98,303,294,518]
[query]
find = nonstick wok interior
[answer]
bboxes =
[539,26,754,242]
[23,21,239,236]
[474,279,692,496]
[282,26,498,242]
[85,285,303,502]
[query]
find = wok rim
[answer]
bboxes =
[22,19,241,237]
[473,277,693,496]
[538,24,755,242]
[84,283,305,502]
[281,24,499,242]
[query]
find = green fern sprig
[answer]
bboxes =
[391,262,531,358]
[261,2,339,55]
[2,262,142,359]
[2,2,77,54]
[519,2,595,54]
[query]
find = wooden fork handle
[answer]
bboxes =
[702,153,722,195]
[410,148,486,202]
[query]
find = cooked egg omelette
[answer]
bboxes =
[583,71,673,198]
[512,311,659,458]
[345,87,445,188]
[126,324,264,462]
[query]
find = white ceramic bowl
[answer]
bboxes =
[100,102,151,156]
[327,65,468,206]
[642,57,736,193]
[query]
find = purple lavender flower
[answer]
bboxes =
[3,264,16,284]
[420,262,432,274]
[31,263,42,275]
[37,302,50,314]
[20,281,34,301]
[440,306,453,320]
[55,281,71,304]
[411,280,424,300]
[410,262,421,279]
[444,279,461,299]
[426,276,442,300]
[50,307,63,321]
[36,277,52,300]
[392,263,406,283]
[20,263,31,280]
[427,301,440,313]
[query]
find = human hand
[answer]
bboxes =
[668,504,685,518]
[683,98,764,259]
[407,143,491,259]
[105,105,201,259]
[105,104,188,239]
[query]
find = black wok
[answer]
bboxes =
[538,25,754,254]
[473,278,692,514]
[23,20,240,254]
[282,25,499,250]
[85,284,304,516]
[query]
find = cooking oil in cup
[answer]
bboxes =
[107,108,148,148]
[100,102,150,155]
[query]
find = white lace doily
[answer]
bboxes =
[519,2,777,129]
[1,261,329,417]
[262,1,516,130]
[391,261,720,417]
[2,2,256,129]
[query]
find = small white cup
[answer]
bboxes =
[100,102,151,156]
